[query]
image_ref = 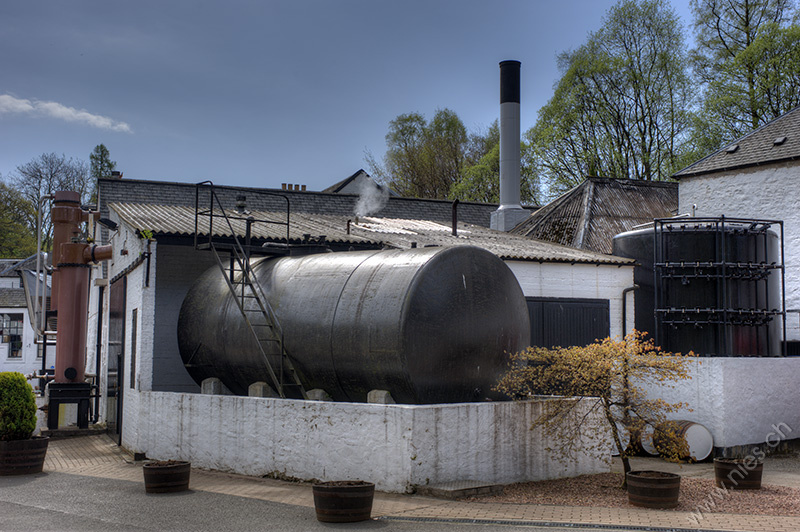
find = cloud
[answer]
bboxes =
[0,94,132,133]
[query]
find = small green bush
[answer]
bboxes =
[0,372,37,441]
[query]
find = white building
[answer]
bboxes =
[0,256,55,388]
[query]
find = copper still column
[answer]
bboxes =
[48,191,112,429]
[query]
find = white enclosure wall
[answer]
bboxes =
[505,260,635,340]
[121,391,609,493]
[679,162,800,340]
[642,357,800,452]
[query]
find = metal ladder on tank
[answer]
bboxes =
[194,181,307,399]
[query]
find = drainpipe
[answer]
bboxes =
[35,195,54,392]
[451,199,459,236]
[34,195,54,337]
[93,285,104,423]
[622,284,639,337]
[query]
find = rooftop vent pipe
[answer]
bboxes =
[491,60,529,232]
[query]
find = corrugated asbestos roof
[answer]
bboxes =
[109,202,632,265]
[511,178,677,254]
[110,203,381,246]
[674,106,800,178]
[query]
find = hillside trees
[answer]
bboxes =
[526,0,695,200]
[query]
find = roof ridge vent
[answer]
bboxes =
[774,136,788,146]
[725,144,739,153]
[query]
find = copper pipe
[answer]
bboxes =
[83,244,113,264]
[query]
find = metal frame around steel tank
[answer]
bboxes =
[613,217,785,356]
[178,246,530,403]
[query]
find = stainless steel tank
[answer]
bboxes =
[178,246,530,403]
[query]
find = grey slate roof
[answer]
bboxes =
[0,254,49,278]
[321,169,363,193]
[0,259,23,277]
[674,106,800,178]
[511,178,677,254]
[0,288,26,308]
[109,202,632,265]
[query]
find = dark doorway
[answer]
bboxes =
[107,277,126,442]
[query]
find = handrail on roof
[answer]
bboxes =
[194,181,291,250]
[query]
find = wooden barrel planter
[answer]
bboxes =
[0,436,49,476]
[714,458,763,490]
[142,460,191,493]
[627,470,681,509]
[312,480,375,522]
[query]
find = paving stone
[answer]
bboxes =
[41,434,800,532]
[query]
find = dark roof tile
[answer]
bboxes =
[674,106,800,178]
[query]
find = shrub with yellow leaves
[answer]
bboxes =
[495,330,695,488]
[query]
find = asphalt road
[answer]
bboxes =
[0,472,648,532]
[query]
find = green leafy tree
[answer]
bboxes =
[369,113,540,204]
[495,332,694,487]
[10,153,90,251]
[690,0,798,143]
[450,146,541,205]
[369,109,468,199]
[0,181,36,258]
[526,0,694,200]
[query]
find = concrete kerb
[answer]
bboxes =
[43,435,800,532]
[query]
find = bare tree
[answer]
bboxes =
[10,153,90,251]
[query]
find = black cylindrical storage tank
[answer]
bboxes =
[613,219,782,356]
[613,226,658,340]
[178,246,530,403]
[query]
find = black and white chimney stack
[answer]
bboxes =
[490,60,529,232]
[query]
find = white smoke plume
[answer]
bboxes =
[354,177,389,217]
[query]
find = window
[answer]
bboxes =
[1,313,24,358]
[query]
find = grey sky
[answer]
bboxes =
[0,0,693,192]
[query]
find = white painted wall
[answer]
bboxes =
[86,213,157,423]
[641,357,800,449]
[122,391,609,493]
[679,162,800,340]
[505,261,635,339]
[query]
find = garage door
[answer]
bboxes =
[527,297,610,349]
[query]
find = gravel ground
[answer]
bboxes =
[466,472,800,516]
